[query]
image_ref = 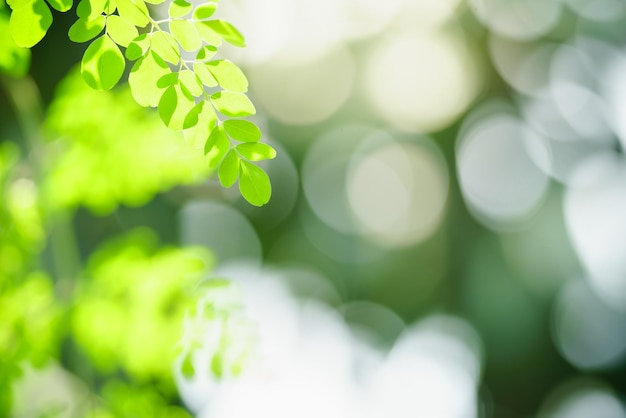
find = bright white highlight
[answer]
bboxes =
[457,109,550,230]
[346,141,449,247]
[364,33,480,133]
[176,265,483,418]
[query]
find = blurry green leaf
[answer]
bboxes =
[196,44,217,61]
[205,19,245,47]
[236,142,275,161]
[116,0,149,27]
[156,71,178,88]
[125,32,149,60]
[192,2,215,19]
[106,14,138,47]
[76,0,106,20]
[178,69,203,97]
[211,91,255,117]
[193,61,217,87]
[68,15,105,43]
[194,20,221,46]
[150,31,179,64]
[128,51,170,107]
[218,149,239,188]
[210,354,223,378]
[170,19,201,51]
[44,0,71,12]
[168,0,190,18]
[81,34,125,90]
[9,0,52,48]
[183,100,203,129]
[223,119,260,143]
[158,84,195,130]
[206,59,248,92]
[239,160,271,206]
[204,125,229,169]
[0,14,30,77]
[103,0,115,14]
[182,352,195,378]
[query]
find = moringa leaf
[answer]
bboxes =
[206,59,247,92]
[223,119,260,143]
[170,19,201,51]
[68,15,105,43]
[81,34,125,90]
[9,0,52,48]
[106,14,138,47]
[236,142,275,161]
[218,150,240,188]
[211,91,255,117]
[128,51,170,106]
[239,160,271,206]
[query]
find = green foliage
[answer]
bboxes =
[5,0,274,206]
[71,229,212,382]
[176,279,257,380]
[0,12,30,76]
[44,69,210,214]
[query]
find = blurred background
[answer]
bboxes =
[2,0,626,417]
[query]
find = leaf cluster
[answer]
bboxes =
[5,0,274,206]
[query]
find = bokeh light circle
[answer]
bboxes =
[346,139,449,247]
[364,32,481,133]
[468,0,562,40]
[248,43,355,126]
[552,280,626,370]
[457,106,550,230]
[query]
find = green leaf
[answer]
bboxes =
[9,0,52,48]
[150,31,179,64]
[128,51,170,106]
[143,0,164,4]
[81,34,125,90]
[106,14,138,47]
[205,19,245,47]
[196,45,217,61]
[76,0,106,20]
[211,92,255,117]
[204,125,229,169]
[178,69,203,97]
[192,2,216,19]
[223,119,260,143]
[239,160,271,206]
[219,150,240,188]
[194,20,222,46]
[45,0,71,12]
[206,59,248,92]
[158,83,196,130]
[156,71,178,88]
[168,0,190,17]
[103,0,115,14]
[125,33,149,60]
[236,143,276,161]
[183,101,217,148]
[170,19,201,51]
[194,62,217,87]
[182,352,195,378]
[0,15,30,77]
[68,15,104,43]
[116,0,149,27]
[183,100,203,129]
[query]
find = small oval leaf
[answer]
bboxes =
[236,143,276,161]
[239,160,271,206]
[223,119,260,143]
[81,34,125,90]
[219,150,240,188]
